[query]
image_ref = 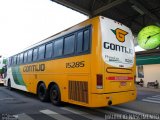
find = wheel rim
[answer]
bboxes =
[50,85,60,103]
[51,88,58,100]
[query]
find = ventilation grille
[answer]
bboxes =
[69,81,88,103]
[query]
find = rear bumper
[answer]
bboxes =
[90,90,137,107]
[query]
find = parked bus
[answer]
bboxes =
[0,57,7,84]
[4,16,136,107]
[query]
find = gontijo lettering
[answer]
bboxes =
[104,42,133,54]
[23,64,45,72]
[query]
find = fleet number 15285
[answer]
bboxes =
[66,61,85,68]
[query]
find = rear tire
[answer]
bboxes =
[50,84,61,106]
[37,83,49,102]
[7,80,12,90]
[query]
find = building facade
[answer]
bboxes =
[136,49,160,88]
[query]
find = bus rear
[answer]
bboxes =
[90,17,136,107]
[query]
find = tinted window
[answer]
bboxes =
[20,53,24,64]
[8,58,11,66]
[45,43,52,59]
[28,50,33,62]
[24,52,28,63]
[17,54,20,64]
[14,56,17,65]
[7,59,10,66]
[53,39,63,57]
[38,45,45,60]
[84,30,90,51]
[11,57,14,65]
[64,35,75,55]
[77,32,83,53]
[33,48,38,61]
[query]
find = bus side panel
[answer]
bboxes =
[5,67,28,91]
[18,54,91,103]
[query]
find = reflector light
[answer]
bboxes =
[107,76,133,80]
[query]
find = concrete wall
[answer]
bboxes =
[136,64,160,88]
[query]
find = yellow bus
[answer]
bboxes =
[4,16,136,107]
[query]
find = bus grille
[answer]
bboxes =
[69,81,88,103]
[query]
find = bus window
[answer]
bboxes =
[64,35,75,55]
[28,49,33,62]
[8,58,11,66]
[14,56,17,65]
[53,39,63,57]
[20,53,24,64]
[11,57,13,66]
[45,43,52,59]
[77,31,83,53]
[17,54,20,64]
[38,45,45,60]
[84,29,90,51]
[33,48,38,61]
[77,29,90,53]
[24,52,28,63]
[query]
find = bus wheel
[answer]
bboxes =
[50,84,61,106]
[7,80,12,90]
[37,83,49,102]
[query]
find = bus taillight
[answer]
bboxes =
[97,74,103,89]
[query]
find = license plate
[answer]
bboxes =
[120,82,126,86]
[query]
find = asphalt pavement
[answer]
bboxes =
[0,85,160,120]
